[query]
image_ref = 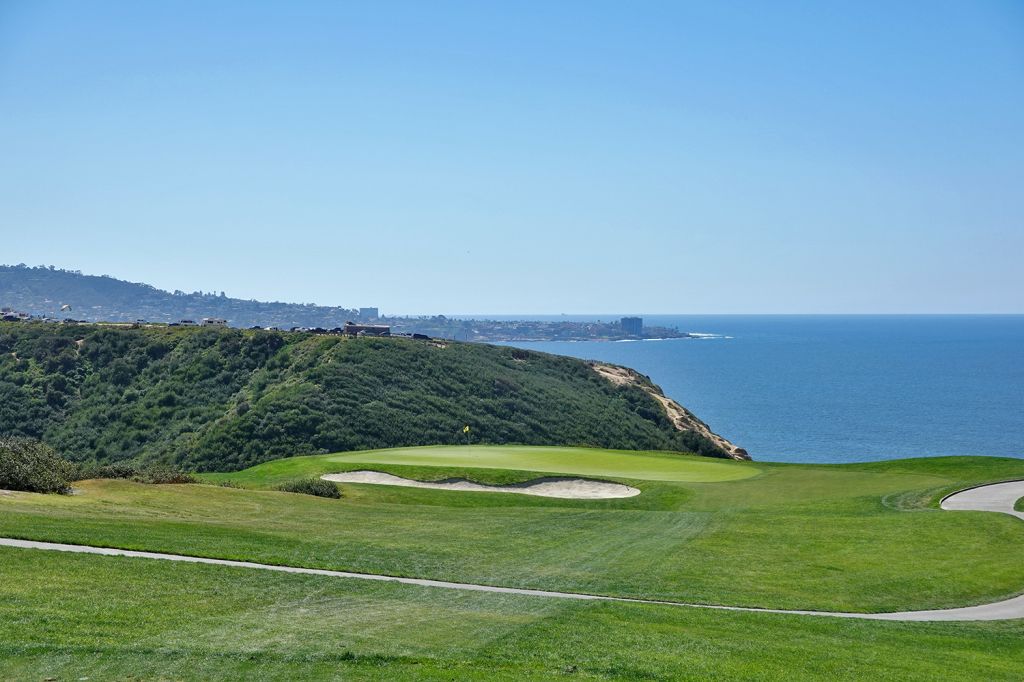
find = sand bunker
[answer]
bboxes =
[321,471,640,499]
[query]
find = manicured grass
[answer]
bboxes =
[203,445,759,487]
[2,448,1024,613]
[2,548,1023,681]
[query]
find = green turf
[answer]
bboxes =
[2,548,1023,681]
[203,445,758,486]
[2,447,1024,614]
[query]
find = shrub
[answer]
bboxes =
[80,461,140,480]
[78,461,196,484]
[0,437,76,494]
[277,477,341,499]
[133,465,197,484]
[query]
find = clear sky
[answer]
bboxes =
[2,1,1022,314]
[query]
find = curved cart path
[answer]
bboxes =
[940,480,1024,521]
[2,480,1022,621]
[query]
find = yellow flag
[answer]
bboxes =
[463,425,470,433]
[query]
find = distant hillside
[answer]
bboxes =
[0,264,363,329]
[0,265,690,342]
[0,323,743,471]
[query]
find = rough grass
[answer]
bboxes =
[2,448,1024,612]
[1,548,1023,681]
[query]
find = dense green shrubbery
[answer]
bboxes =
[0,437,76,494]
[79,462,139,480]
[134,465,197,484]
[0,322,729,472]
[277,478,341,499]
[78,461,197,484]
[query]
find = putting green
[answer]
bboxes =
[321,445,757,482]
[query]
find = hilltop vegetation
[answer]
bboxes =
[0,322,730,471]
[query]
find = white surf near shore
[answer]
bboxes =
[321,471,641,499]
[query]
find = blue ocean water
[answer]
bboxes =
[500,316,1024,463]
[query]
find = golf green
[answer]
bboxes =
[319,445,756,482]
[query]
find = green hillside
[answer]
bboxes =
[0,322,732,470]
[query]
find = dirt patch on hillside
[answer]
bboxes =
[591,363,749,460]
[322,471,640,499]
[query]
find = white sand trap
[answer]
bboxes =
[321,471,640,499]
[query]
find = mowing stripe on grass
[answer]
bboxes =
[3,479,1022,622]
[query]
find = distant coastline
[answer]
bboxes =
[0,265,688,343]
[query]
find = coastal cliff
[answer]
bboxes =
[591,362,749,461]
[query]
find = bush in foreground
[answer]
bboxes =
[277,478,341,499]
[0,437,76,494]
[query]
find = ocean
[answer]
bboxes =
[498,315,1024,464]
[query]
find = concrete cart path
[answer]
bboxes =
[2,479,1023,622]
[940,479,1024,520]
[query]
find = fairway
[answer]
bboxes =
[6,448,1024,614]
[3,447,1024,679]
[4,548,1024,681]
[256,445,757,483]
[8,472,1024,620]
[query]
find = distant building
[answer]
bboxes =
[358,307,379,320]
[202,317,228,327]
[343,321,390,337]
[620,316,643,336]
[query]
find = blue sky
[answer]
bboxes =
[2,1,1022,314]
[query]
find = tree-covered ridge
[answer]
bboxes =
[0,323,730,471]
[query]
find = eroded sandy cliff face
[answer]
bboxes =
[591,362,750,461]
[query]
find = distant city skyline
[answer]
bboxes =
[2,1,1022,314]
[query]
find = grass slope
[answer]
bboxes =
[2,548,1023,681]
[0,323,730,471]
[2,447,1023,613]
